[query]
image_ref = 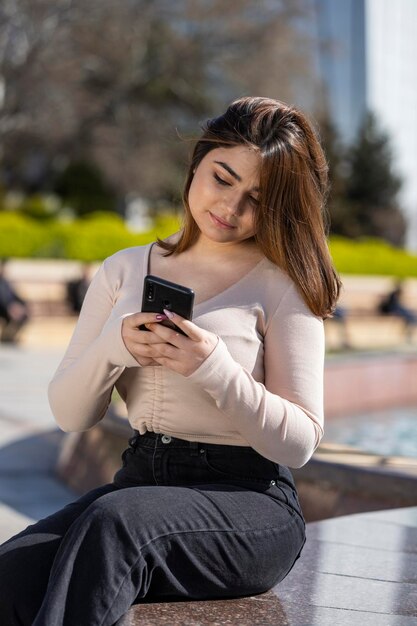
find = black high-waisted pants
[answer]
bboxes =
[0,431,306,626]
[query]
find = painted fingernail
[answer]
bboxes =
[163,308,174,319]
[155,314,167,321]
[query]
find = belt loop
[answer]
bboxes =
[189,441,199,456]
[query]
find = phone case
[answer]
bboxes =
[141,275,195,335]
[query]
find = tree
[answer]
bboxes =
[344,111,406,246]
[0,0,317,209]
[315,113,351,237]
[54,161,117,216]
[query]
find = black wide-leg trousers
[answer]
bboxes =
[0,432,306,626]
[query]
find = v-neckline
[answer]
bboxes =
[143,241,267,311]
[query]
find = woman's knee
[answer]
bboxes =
[85,491,128,523]
[74,491,137,542]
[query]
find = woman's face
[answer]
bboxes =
[187,145,261,246]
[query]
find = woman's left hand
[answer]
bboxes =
[144,310,218,377]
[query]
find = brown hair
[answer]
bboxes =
[158,96,341,318]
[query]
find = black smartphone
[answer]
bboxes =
[140,275,195,335]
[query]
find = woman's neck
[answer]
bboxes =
[186,235,260,263]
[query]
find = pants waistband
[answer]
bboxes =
[132,430,255,452]
[122,430,301,510]
[133,430,203,453]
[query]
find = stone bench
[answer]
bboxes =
[325,312,417,351]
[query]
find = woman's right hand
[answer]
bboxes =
[121,312,169,366]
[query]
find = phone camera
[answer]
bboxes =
[146,284,155,301]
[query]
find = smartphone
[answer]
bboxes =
[140,275,195,335]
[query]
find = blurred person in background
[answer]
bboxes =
[0,97,340,625]
[66,263,92,314]
[378,280,417,341]
[331,305,351,350]
[0,258,30,344]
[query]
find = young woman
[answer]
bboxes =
[0,96,340,625]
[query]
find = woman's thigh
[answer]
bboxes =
[87,481,305,601]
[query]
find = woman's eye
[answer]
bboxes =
[213,173,230,186]
[249,196,259,206]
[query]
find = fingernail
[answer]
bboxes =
[163,308,174,319]
[155,314,167,321]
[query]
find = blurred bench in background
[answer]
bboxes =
[326,275,417,348]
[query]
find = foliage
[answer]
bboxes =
[0,211,182,261]
[15,194,60,221]
[0,0,314,204]
[317,115,349,236]
[0,213,49,258]
[0,209,416,278]
[346,113,402,207]
[53,161,117,216]
[344,112,405,246]
[329,236,417,278]
[322,111,406,246]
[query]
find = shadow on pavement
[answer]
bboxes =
[0,430,75,521]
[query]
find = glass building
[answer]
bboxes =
[311,0,417,250]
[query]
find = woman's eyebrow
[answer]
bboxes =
[213,160,260,192]
[214,160,241,181]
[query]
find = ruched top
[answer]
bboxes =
[48,241,325,468]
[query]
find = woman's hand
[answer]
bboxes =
[121,312,172,366]
[144,310,219,377]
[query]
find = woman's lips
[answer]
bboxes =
[209,212,236,229]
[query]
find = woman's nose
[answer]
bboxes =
[224,192,245,216]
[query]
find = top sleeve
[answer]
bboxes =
[48,258,140,432]
[186,283,325,467]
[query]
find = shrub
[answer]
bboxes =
[2,210,415,277]
[0,213,49,258]
[329,236,417,278]
[0,210,182,261]
[18,194,60,221]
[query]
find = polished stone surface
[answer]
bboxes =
[125,594,289,626]
[126,506,417,625]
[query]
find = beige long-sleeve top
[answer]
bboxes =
[48,242,325,468]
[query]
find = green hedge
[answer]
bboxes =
[329,236,417,278]
[0,213,49,258]
[0,211,182,261]
[1,212,417,277]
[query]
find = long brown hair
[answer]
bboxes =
[158,96,341,318]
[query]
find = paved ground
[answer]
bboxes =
[0,343,76,542]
